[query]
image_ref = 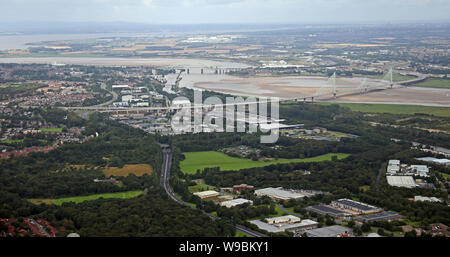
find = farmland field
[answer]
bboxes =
[103,164,153,177]
[180,151,349,174]
[28,190,143,206]
[319,102,450,117]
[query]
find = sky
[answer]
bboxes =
[1,0,449,24]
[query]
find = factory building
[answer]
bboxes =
[414,196,443,203]
[355,211,404,223]
[254,187,319,201]
[305,205,349,219]
[416,157,450,166]
[387,176,418,188]
[219,198,253,208]
[387,160,400,174]
[305,225,353,237]
[330,199,382,215]
[266,215,300,225]
[193,190,219,199]
[409,165,430,177]
[250,215,318,234]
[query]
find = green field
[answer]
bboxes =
[234,230,249,237]
[39,127,62,132]
[355,72,416,82]
[439,172,450,180]
[29,190,143,206]
[1,139,24,144]
[188,183,217,193]
[390,73,417,82]
[180,151,350,174]
[413,78,450,89]
[319,102,450,117]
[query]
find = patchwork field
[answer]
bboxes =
[319,102,450,117]
[28,190,143,206]
[180,151,349,174]
[103,164,153,177]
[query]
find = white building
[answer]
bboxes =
[266,215,300,225]
[254,187,310,201]
[387,176,418,188]
[219,198,253,208]
[136,102,149,107]
[172,99,191,108]
[414,196,443,203]
[250,216,318,234]
[112,85,130,90]
[410,165,429,177]
[387,160,401,174]
[112,102,129,107]
[193,190,219,199]
[389,160,400,166]
[122,95,133,102]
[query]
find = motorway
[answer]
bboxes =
[159,146,266,237]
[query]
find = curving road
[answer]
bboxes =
[159,145,266,237]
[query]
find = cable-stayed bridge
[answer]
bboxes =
[23,69,426,113]
[293,68,427,102]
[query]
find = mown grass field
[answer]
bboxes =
[103,164,152,177]
[413,78,450,89]
[28,190,143,206]
[180,151,350,174]
[39,127,62,132]
[188,183,217,193]
[319,102,450,117]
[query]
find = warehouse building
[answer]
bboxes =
[416,157,450,166]
[250,216,318,234]
[112,85,130,90]
[219,198,253,208]
[330,199,382,215]
[387,176,418,188]
[266,215,300,225]
[355,211,404,223]
[254,187,319,201]
[414,196,443,203]
[409,165,430,177]
[282,219,318,233]
[305,225,353,237]
[193,190,220,199]
[305,205,349,219]
[387,160,401,175]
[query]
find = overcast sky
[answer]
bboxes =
[1,0,449,24]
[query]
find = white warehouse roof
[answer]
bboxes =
[387,176,417,188]
[193,190,219,199]
[220,198,253,208]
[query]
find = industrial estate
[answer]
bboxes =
[0,2,449,247]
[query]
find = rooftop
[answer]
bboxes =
[333,199,381,212]
[387,176,417,188]
[255,187,309,200]
[306,225,353,237]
